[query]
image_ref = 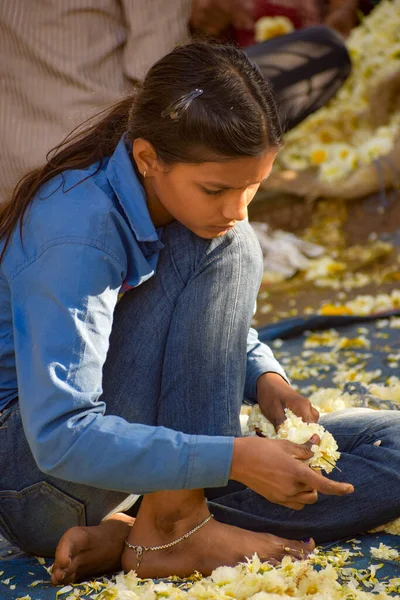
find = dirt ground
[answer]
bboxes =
[249,188,400,328]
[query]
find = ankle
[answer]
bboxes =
[154,506,210,538]
[137,490,209,535]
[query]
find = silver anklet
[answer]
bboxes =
[124,513,214,569]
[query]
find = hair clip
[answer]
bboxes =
[161,88,203,121]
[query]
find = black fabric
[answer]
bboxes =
[245,26,351,131]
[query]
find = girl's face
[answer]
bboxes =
[137,146,277,239]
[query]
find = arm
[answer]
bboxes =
[245,326,289,401]
[190,0,253,35]
[10,242,233,494]
[246,328,318,428]
[120,0,191,82]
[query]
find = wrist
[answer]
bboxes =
[230,437,248,482]
[256,371,290,395]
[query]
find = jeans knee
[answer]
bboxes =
[162,220,263,289]
[377,411,400,439]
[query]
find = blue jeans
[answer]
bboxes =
[1,221,400,556]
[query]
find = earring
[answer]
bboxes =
[143,170,147,178]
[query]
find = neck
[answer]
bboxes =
[142,178,174,228]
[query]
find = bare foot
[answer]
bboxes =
[51,513,134,585]
[122,510,315,579]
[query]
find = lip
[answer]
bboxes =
[206,224,235,230]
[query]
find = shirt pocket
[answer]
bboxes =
[0,481,86,556]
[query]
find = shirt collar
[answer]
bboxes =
[105,135,162,245]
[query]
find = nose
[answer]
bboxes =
[222,191,248,222]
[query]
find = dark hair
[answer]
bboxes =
[0,40,283,260]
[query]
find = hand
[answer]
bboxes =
[230,435,354,509]
[324,6,358,38]
[190,0,254,35]
[257,372,319,431]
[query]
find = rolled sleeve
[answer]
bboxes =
[245,327,289,402]
[184,435,234,490]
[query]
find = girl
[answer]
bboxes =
[0,41,399,584]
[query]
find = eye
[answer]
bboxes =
[203,188,224,196]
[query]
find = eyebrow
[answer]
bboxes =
[202,180,263,190]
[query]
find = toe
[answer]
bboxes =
[51,566,66,586]
[52,552,71,586]
[300,537,315,552]
[284,538,315,561]
[52,526,89,585]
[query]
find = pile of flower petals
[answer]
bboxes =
[90,551,400,600]
[275,0,400,182]
[319,290,400,317]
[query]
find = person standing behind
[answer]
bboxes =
[0,0,192,206]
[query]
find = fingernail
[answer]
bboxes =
[61,571,66,580]
[309,435,319,444]
[302,538,312,544]
[346,485,354,494]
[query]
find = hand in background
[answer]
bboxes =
[324,1,359,38]
[190,0,254,35]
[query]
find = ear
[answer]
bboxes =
[132,138,165,176]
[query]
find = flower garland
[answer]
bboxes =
[247,407,340,473]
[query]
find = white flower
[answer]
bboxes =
[210,565,241,586]
[247,407,340,473]
[371,516,400,536]
[304,257,345,281]
[247,404,277,438]
[358,136,394,165]
[370,543,400,561]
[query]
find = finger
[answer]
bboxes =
[293,402,319,424]
[303,434,320,450]
[292,489,319,505]
[268,402,286,431]
[311,406,320,422]
[288,436,318,460]
[304,468,354,496]
[280,393,318,426]
[280,501,305,510]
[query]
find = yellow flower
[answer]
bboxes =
[255,16,294,42]
[319,304,353,316]
[310,148,328,165]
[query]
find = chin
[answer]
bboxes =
[196,229,229,239]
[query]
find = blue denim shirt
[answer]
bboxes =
[0,137,287,495]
